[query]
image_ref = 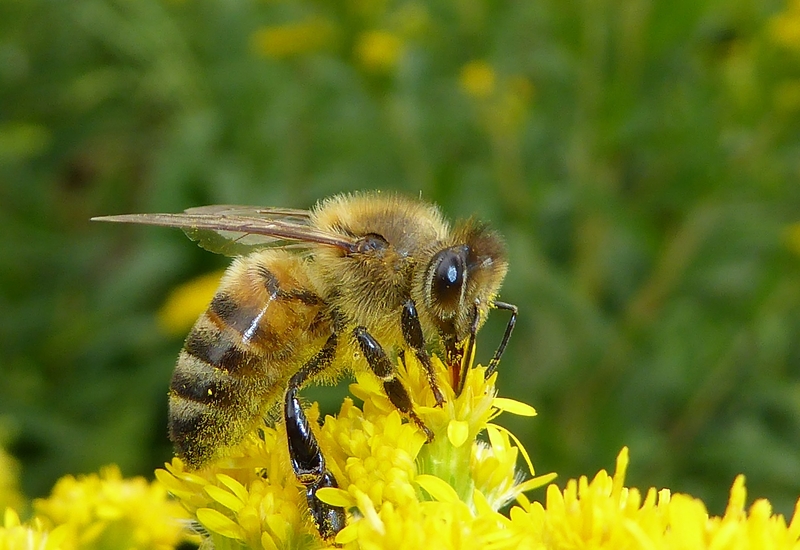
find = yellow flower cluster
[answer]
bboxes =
[149,323,800,550]
[155,351,551,550]
[507,448,800,549]
[1,465,191,550]
[1,346,799,549]
[152,338,800,550]
[317,356,552,548]
[155,426,318,550]
[5,274,800,550]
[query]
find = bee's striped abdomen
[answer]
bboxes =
[167,250,327,468]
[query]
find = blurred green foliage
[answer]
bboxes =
[2,0,800,519]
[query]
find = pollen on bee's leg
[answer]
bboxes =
[383,379,434,442]
[451,333,477,396]
[306,471,346,539]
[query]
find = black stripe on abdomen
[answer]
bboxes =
[183,327,257,374]
[169,357,239,407]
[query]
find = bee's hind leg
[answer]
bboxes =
[284,332,346,539]
[353,326,434,441]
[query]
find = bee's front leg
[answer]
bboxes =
[352,326,434,441]
[401,299,446,406]
[284,332,346,539]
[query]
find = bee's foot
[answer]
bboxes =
[431,386,446,408]
[408,412,435,443]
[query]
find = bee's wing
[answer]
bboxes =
[92,206,357,256]
[184,205,312,223]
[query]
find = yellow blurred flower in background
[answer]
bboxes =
[460,60,496,99]
[0,465,192,550]
[1,508,68,550]
[355,31,404,73]
[769,0,800,51]
[0,447,23,515]
[251,17,336,59]
[32,465,192,550]
[158,270,224,336]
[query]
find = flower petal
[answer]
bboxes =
[447,420,470,447]
[416,475,459,504]
[196,508,245,540]
[515,473,558,494]
[205,485,245,513]
[335,523,360,545]
[493,397,537,417]
[488,422,536,476]
[215,474,249,503]
[316,487,355,508]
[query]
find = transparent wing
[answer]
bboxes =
[92,206,357,256]
[184,205,312,223]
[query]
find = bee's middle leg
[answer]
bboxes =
[352,326,434,441]
[284,332,346,539]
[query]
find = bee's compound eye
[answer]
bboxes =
[430,247,466,310]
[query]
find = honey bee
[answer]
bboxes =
[93,192,516,538]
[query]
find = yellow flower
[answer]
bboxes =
[33,465,191,550]
[506,447,800,550]
[355,31,404,72]
[460,60,496,99]
[158,270,224,336]
[156,349,550,549]
[767,0,800,50]
[0,446,23,514]
[0,508,69,550]
[149,334,800,549]
[156,426,321,549]
[769,0,800,51]
[251,17,335,59]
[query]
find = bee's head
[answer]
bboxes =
[414,219,508,350]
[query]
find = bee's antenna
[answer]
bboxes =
[485,301,517,378]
